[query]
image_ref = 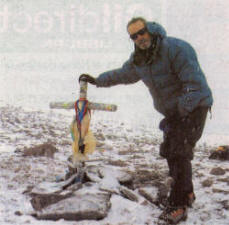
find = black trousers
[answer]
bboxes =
[159,107,208,206]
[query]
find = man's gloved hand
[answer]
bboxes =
[79,74,96,85]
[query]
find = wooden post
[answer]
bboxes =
[50,79,117,172]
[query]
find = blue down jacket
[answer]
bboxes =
[96,22,213,117]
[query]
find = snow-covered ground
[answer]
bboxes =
[0,106,228,225]
[0,0,229,224]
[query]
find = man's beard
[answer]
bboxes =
[138,39,151,50]
[133,35,160,65]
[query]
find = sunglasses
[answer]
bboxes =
[130,27,148,40]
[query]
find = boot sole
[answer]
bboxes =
[168,215,187,224]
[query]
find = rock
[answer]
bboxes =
[210,167,226,176]
[15,117,21,124]
[106,134,118,140]
[15,211,23,216]
[96,141,104,147]
[31,174,82,195]
[85,165,102,183]
[99,167,120,194]
[219,200,229,210]
[99,179,120,194]
[200,210,211,222]
[202,178,213,187]
[116,170,133,189]
[120,186,139,202]
[116,171,133,183]
[217,177,229,185]
[95,133,106,141]
[138,187,158,205]
[30,192,73,211]
[22,143,58,158]
[195,171,205,178]
[107,159,128,167]
[33,191,111,221]
[141,200,149,206]
[103,144,113,150]
[212,189,229,194]
[157,183,169,200]
[23,185,34,194]
[132,169,160,188]
[99,167,134,191]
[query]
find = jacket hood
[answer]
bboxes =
[132,22,167,65]
[146,22,167,39]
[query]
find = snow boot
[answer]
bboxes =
[159,206,187,224]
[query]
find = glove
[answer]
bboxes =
[79,74,96,85]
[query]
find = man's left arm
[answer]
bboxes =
[169,40,212,116]
[95,57,140,87]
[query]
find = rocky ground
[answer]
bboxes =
[0,106,228,225]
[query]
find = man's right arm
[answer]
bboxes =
[96,57,140,87]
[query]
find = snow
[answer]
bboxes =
[1,106,228,225]
[0,0,229,224]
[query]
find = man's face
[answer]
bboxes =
[127,20,151,50]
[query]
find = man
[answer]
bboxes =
[79,17,213,224]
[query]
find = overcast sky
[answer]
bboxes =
[0,0,228,138]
